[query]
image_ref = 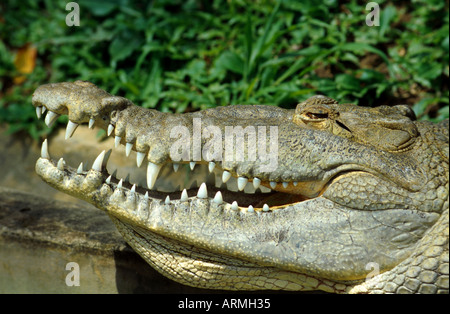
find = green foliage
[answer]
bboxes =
[0,0,448,139]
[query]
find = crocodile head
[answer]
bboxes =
[32,81,449,293]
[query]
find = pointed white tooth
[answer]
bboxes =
[36,106,42,119]
[293,181,298,186]
[247,205,254,213]
[136,152,145,167]
[144,192,149,200]
[180,189,188,201]
[282,182,288,188]
[107,124,114,136]
[231,201,238,211]
[213,191,223,204]
[262,204,270,212]
[92,150,106,171]
[41,107,46,114]
[130,184,136,193]
[65,120,79,140]
[173,163,180,172]
[57,158,65,171]
[125,142,133,156]
[197,183,208,199]
[165,195,171,205]
[237,177,248,191]
[88,117,95,129]
[105,175,112,184]
[41,139,50,159]
[114,136,121,148]
[222,171,231,183]
[77,162,84,174]
[189,161,196,170]
[44,111,60,127]
[146,162,162,189]
[270,181,277,189]
[208,162,215,173]
[252,177,261,189]
[117,179,123,189]
[103,149,112,168]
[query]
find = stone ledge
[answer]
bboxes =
[0,186,213,293]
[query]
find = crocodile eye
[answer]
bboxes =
[304,112,329,120]
[293,100,337,127]
[300,107,331,122]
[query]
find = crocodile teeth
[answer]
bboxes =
[197,182,207,198]
[189,161,196,170]
[114,136,121,148]
[146,162,162,189]
[180,189,188,201]
[125,142,133,157]
[231,201,239,210]
[270,181,277,189]
[213,191,223,204]
[282,182,288,188]
[252,178,261,189]
[77,162,84,174]
[36,106,42,119]
[262,204,270,212]
[92,150,106,171]
[57,158,65,171]
[107,124,114,136]
[247,205,254,213]
[65,120,79,139]
[104,149,112,168]
[222,171,231,183]
[44,111,60,127]
[88,117,95,129]
[105,175,112,184]
[117,179,123,189]
[208,162,215,173]
[173,163,180,172]
[136,152,145,167]
[237,177,248,191]
[165,195,171,205]
[41,139,50,159]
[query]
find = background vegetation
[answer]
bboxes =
[0,0,448,140]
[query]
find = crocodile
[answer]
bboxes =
[31,80,449,293]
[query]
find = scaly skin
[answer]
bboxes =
[32,81,449,293]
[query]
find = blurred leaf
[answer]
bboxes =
[109,31,143,64]
[214,51,245,75]
[13,43,37,84]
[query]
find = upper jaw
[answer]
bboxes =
[32,82,332,202]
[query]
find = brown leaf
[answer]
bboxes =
[13,43,37,84]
